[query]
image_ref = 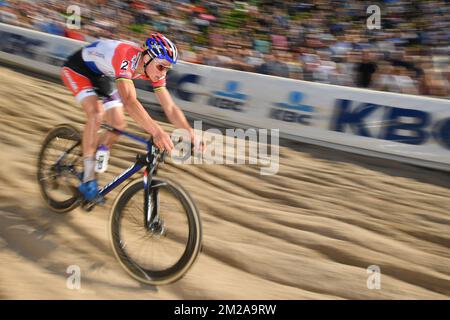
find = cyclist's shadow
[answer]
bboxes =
[0,202,158,292]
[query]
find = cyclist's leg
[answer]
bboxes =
[80,95,104,190]
[81,95,104,158]
[61,67,102,199]
[100,104,127,149]
[61,66,102,157]
[97,90,127,149]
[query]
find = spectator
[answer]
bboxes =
[202,47,220,67]
[300,48,320,82]
[355,50,378,88]
[373,64,419,95]
[395,66,419,95]
[285,52,304,80]
[244,49,265,72]
[1,0,448,98]
[423,67,450,97]
[331,63,354,87]
[313,51,337,84]
[64,28,85,41]
[372,62,398,92]
[178,42,198,63]
[256,51,290,78]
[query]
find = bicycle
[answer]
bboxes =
[36,123,202,285]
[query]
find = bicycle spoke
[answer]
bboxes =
[37,125,82,212]
[117,186,193,272]
[39,173,59,181]
[108,167,201,284]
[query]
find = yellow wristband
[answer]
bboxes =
[115,78,133,82]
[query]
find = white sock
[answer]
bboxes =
[83,156,96,183]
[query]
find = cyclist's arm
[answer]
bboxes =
[116,78,163,136]
[114,79,172,151]
[154,87,194,138]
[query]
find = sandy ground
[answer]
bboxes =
[0,66,449,300]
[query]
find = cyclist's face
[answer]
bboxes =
[144,57,172,82]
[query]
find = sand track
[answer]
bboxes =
[0,66,449,299]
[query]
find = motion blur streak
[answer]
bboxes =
[0,66,449,299]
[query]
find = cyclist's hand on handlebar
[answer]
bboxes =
[153,130,174,152]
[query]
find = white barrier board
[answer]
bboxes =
[1,23,450,171]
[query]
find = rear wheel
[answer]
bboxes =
[37,124,83,212]
[109,178,202,285]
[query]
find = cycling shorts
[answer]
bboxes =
[61,49,123,110]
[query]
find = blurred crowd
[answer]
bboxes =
[1,0,449,98]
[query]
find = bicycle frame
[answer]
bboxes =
[77,124,163,227]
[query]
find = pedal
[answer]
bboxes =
[81,199,95,212]
[97,196,106,205]
[81,195,106,212]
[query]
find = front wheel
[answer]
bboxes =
[109,178,202,285]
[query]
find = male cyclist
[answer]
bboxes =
[61,33,200,201]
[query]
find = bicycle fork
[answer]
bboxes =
[143,155,166,235]
[143,169,156,226]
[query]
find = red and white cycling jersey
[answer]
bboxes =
[81,39,166,89]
